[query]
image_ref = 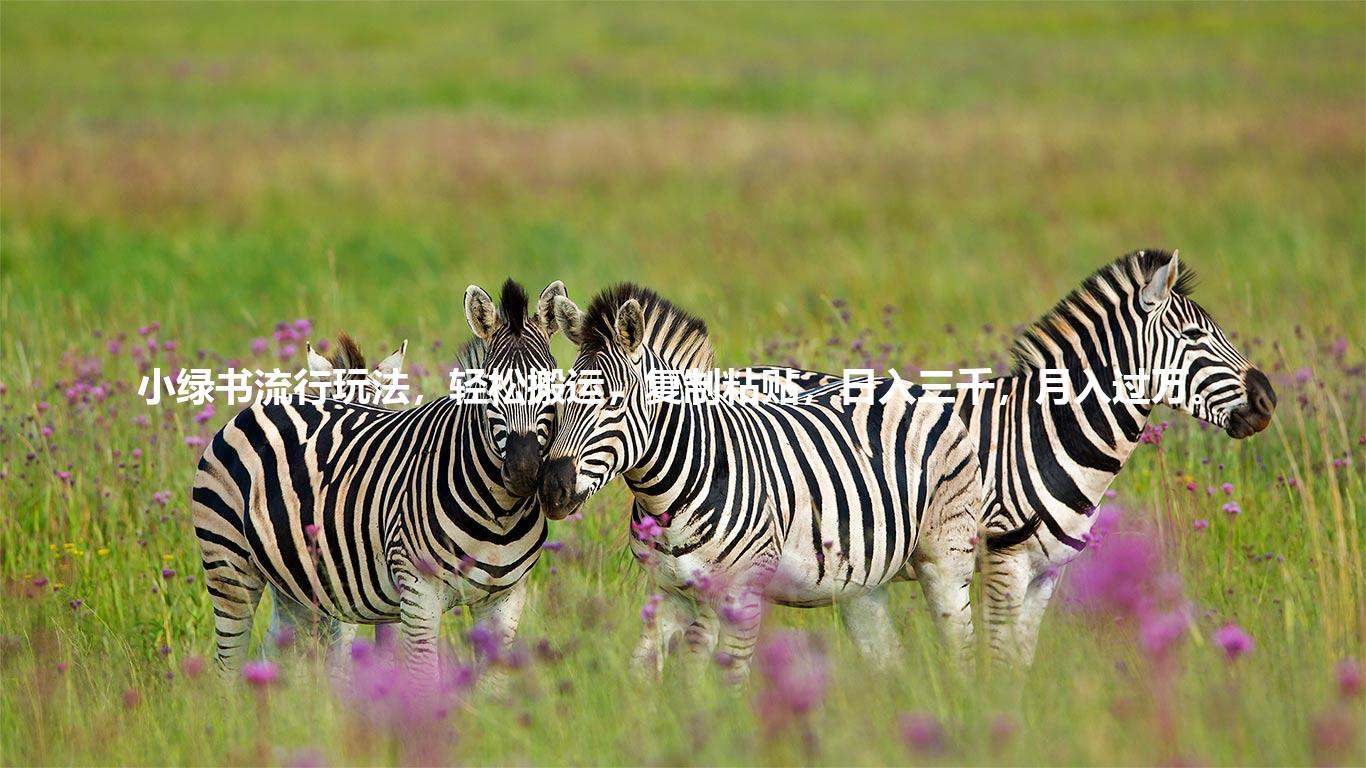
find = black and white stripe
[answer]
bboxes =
[962,250,1276,665]
[191,280,567,676]
[538,285,986,681]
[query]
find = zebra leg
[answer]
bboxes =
[203,558,265,675]
[1016,567,1062,666]
[839,588,904,670]
[911,549,976,670]
[682,603,720,677]
[469,579,529,694]
[397,575,445,680]
[630,593,696,679]
[980,549,1031,668]
[714,587,764,686]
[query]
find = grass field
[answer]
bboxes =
[1,4,1363,765]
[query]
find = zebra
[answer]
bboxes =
[739,250,1277,667]
[961,249,1276,666]
[261,334,409,655]
[537,284,987,682]
[191,279,567,678]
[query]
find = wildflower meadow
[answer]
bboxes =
[2,4,1363,766]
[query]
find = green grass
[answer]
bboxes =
[1,3,1363,765]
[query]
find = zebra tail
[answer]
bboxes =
[984,513,1042,551]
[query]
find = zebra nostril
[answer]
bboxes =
[1245,368,1277,416]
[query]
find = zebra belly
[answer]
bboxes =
[243,505,401,624]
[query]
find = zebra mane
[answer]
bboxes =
[327,333,367,370]
[452,279,530,369]
[499,279,530,337]
[578,283,715,370]
[453,337,487,370]
[1009,249,1198,374]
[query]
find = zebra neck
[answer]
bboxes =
[621,400,716,519]
[957,365,1153,514]
[447,403,537,524]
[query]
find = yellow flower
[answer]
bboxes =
[97,548,110,557]
[162,554,175,562]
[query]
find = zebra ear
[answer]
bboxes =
[465,285,500,340]
[1140,250,1181,309]
[537,280,567,336]
[373,340,406,377]
[305,341,333,374]
[615,299,645,356]
[552,295,584,346]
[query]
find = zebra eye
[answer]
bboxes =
[1182,327,1207,341]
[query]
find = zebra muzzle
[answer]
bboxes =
[501,433,542,498]
[1226,368,1276,439]
[538,457,584,520]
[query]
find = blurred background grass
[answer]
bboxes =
[1,3,1362,766]
[2,3,1361,356]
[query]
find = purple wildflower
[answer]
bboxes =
[640,593,664,627]
[898,711,946,755]
[181,655,206,680]
[1139,610,1188,660]
[242,660,279,688]
[1192,519,1209,532]
[1221,501,1241,516]
[468,623,500,660]
[1335,659,1361,699]
[631,515,664,543]
[1212,623,1254,661]
[754,631,830,734]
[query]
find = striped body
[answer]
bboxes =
[192,280,567,676]
[540,285,985,680]
[961,251,1275,665]
[195,396,543,624]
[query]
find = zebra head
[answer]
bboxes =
[462,279,566,498]
[538,284,713,520]
[1130,251,1275,438]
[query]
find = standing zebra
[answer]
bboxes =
[262,333,410,653]
[537,284,986,681]
[191,279,567,676]
[964,250,1276,666]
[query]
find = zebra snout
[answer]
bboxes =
[501,433,542,498]
[538,457,579,520]
[1226,367,1276,439]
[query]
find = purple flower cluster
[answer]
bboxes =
[753,631,830,736]
[336,639,475,763]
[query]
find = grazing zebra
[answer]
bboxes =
[537,284,986,681]
[192,279,567,677]
[963,250,1276,666]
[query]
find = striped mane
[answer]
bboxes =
[1009,249,1198,373]
[578,283,714,370]
[452,278,532,369]
[326,333,367,370]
